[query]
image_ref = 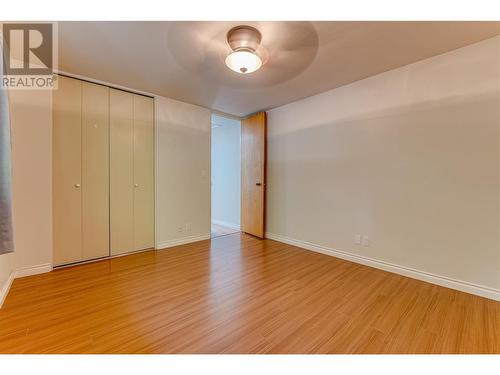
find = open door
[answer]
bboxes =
[241,112,266,238]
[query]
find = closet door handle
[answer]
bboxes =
[74,183,81,188]
[134,183,139,188]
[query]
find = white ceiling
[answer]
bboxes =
[58,21,500,117]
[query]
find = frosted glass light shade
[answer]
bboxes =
[225,50,262,74]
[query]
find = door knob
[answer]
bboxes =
[256,183,262,186]
[134,183,139,187]
[74,183,81,188]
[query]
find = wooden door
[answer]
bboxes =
[110,89,135,256]
[53,76,83,266]
[241,112,266,238]
[82,82,110,261]
[133,95,154,250]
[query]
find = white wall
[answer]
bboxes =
[211,114,241,228]
[9,90,53,273]
[155,96,211,248]
[0,88,53,306]
[267,36,500,299]
[0,48,15,306]
[0,253,13,307]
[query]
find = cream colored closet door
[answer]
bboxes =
[110,89,135,255]
[82,82,110,260]
[133,95,154,250]
[110,90,154,255]
[53,76,83,266]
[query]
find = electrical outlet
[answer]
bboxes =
[177,226,183,233]
[362,235,370,247]
[354,234,362,245]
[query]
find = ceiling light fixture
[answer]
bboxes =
[225,26,263,74]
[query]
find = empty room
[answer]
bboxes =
[0,1,500,371]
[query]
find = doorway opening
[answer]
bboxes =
[211,114,241,238]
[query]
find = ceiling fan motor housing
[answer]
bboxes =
[227,25,262,52]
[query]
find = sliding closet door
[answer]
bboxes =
[110,89,135,255]
[110,90,154,255]
[82,82,110,260]
[54,78,152,264]
[133,95,154,250]
[53,76,82,266]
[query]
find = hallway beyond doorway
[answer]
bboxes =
[211,222,239,238]
[211,114,241,239]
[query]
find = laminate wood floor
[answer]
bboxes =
[0,233,498,353]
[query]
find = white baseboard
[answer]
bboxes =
[0,271,14,308]
[265,232,500,302]
[14,263,53,278]
[212,219,240,231]
[0,263,53,309]
[156,233,211,250]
